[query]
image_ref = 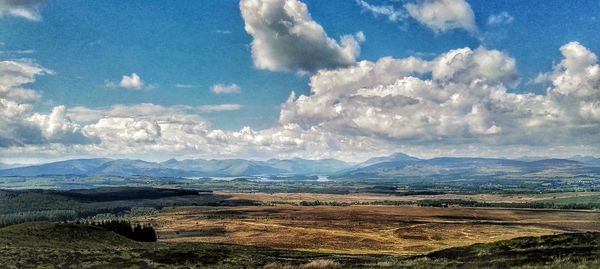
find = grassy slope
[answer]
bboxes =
[540,193,600,207]
[0,222,140,249]
[0,222,598,268]
[415,232,600,268]
[0,222,378,268]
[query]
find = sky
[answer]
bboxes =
[1,0,600,163]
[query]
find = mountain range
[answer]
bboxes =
[0,158,352,177]
[0,153,599,178]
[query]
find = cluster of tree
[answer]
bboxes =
[0,187,221,228]
[61,187,201,202]
[413,199,600,210]
[0,210,77,228]
[298,200,351,206]
[297,199,600,210]
[83,220,157,242]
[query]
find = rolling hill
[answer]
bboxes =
[0,222,598,268]
[1,153,598,179]
[340,153,600,179]
[0,157,351,177]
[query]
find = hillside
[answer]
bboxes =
[0,188,240,227]
[415,232,600,268]
[1,153,599,180]
[0,222,140,249]
[0,222,598,268]
[0,158,351,177]
[340,153,600,180]
[0,222,376,268]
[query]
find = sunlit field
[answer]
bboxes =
[144,199,600,255]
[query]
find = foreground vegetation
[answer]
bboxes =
[88,220,157,242]
[0,186,598,267]
[0,222,598,268]
[150,204,599,255]
[2,174,599,196]
[0,187,257,227]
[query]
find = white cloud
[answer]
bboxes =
[2,41,600,162]
[197,104,242,113]
[405,0,477,33]
[118,73,144,90]
[175,84,196,88]
[487,12,514,26]
[0,60,86,147]
[280,43,600,154]
[0,49,36,55]
[67,103,241,123]
[240,0,364,73]
[0,60,49,146]
[211,83,241,95]
[0,60,48,102]
[0,0,44,21]
[27,105,87,144]
[533,42,600,101]
[356,0,406,22]
[430,47,517,85]
[83,118,161,144]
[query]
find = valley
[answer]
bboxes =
[1,153,599,268]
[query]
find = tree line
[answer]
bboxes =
[297,199,600,210]
[80,220,157,242]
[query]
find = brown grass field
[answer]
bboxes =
[136,193,600,256]
[225,191,600,204]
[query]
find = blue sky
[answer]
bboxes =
[1,0,600,162]
[3,0,598,130]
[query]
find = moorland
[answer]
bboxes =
[0,153,599,268]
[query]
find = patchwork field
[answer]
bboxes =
[141,198,600,255]
[224,191,600,205]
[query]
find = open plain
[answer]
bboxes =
[144,193,600,255]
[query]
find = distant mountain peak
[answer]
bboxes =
[162,158,179,165]
[388,152,420,160]
[357,152,420,168]
[1,154,597,178]
[0,157,351,177]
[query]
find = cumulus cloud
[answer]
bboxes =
[280,43,600,154]
[82,118,161,144]
[2,41,600,161]
[0,58,385,160]
[28,106,85,143]
[487,12,514,26]
[405,0,477,33]
[0,60,48,102]
[0,60,83,147]
[546,42,600,97]
[67,103,241,123]
[240,0,364,73]
[430,47,517,85]
[117,73,144,90]
[0,0,44,21]
[211,83,241,94]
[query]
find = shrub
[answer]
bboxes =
[300,259,341,269]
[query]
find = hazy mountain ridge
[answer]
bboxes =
[0,163,25,170]
[0,158,350,177]
[0,153,598,178]
[343,154,599,179]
